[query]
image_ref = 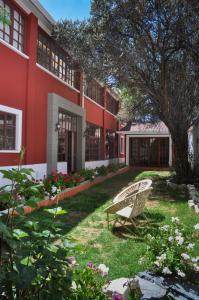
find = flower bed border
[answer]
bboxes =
[1,166,131,216]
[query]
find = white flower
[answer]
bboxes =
[187,243,195,250]
[175,229,182,236]
[181,253,190,260]
[194,265,199,272]
[156,253,166,262]
[168,236,173,242]
[194,224,199,230]
[175,236,184,245]
[71,281,77,290]
[191,257,199,263]
[171,217,180,223]
[98,264,109,276]
[161,225,169,231]
[177,269,186,277]
[51,186,57,193]
[138,257,144,265]
[154,261,161,267]
[162,267,172,275]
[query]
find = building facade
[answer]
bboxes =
[0,0,123,183]
[118,122,173,168]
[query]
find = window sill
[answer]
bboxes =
[0,38,29,60]
[36,63,80,94]
[0,150,20,154]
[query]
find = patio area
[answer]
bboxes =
[24,169,199,279]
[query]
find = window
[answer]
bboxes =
[57,110,77,164]
[0,0,25,52]
[85,123,102,161]
[0,105,22,152]
[84,79,103,106]
[106,129,117,159]
[106,93,119,115]
[37,30,80,89]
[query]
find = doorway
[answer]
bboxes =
[129,137,169,167]
[57,109,77,173]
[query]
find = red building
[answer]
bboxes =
[0,0,123,183]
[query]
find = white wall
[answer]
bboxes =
[0,162,68,187]
[85,158,119,169]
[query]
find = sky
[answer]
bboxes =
[39,0,91,21]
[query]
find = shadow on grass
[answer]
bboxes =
[19,169,183,241]
[111,210,165,241]
[22,169,144,236]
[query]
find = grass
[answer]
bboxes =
[24,169,199,279]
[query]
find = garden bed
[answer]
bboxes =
[0,166,130,216]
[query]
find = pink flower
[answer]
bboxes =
[112,294,123,300]
[87,262,95,270]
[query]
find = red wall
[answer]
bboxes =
[0,5,119,167]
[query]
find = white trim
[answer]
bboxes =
[84,95,118,119]
[36,63,80,94]
[105,109,118,118]
[85,158,119,169]
[0,38,29,60]
[117,131,169,135]
[0,105,22,153]
[120,136,125,154]
[84,95,105,110]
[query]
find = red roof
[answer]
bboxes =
[120,121,169,134]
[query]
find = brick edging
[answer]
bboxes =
[11,166,131,215]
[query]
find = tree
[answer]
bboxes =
[0,7,10,25]
[53,0,199,183]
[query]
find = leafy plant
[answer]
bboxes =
[140,217,199,280]
[71,263,108,300]
[78,168,96,181]
[96,166,109,177]
[0,151,77,299]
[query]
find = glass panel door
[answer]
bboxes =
[58,109,77,173]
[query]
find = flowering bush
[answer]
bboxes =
[140,217,199,279]
[43,172,85,197]
[71,262,109,299]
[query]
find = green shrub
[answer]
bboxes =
[140,217,199,280]
[78,168,96,181]
[0,157,77,299]
[96,165,109,176]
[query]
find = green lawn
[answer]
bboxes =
[25,169,199,279]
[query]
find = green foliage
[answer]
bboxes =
[96,165,109,177]
[0,166,76,299]
[71,265,108,300]
[0,167,45,211]
[141,217,199,280]
[78,168,96,181]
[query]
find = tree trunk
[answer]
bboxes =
[171,131,191,183]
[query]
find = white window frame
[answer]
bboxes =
[0,105,22,153]
[120,136,125,154]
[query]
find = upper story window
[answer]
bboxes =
[106,93,119,115]
[0,0,25,52]
[84,79,104,106]
[37,29,80,90]
[85,122,102,161]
